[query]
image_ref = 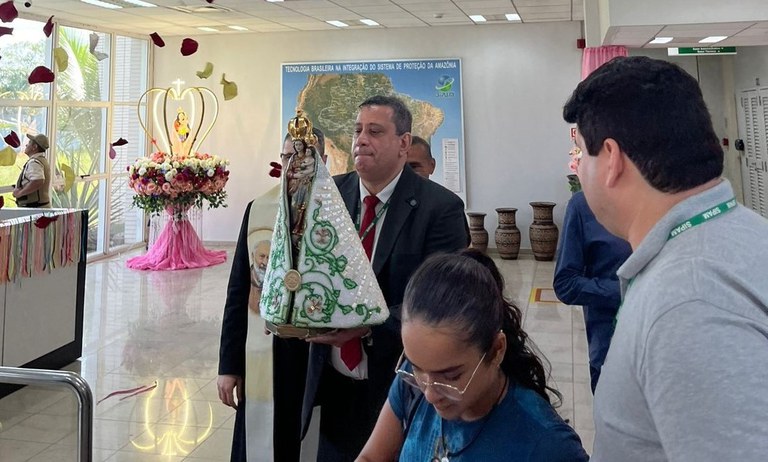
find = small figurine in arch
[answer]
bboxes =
[174,107,190,142]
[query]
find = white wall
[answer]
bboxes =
[733,45,768,91]
[154,22,583,248]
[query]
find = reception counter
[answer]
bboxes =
[0,208,87,371]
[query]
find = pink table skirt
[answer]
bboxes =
[127,208,226,271]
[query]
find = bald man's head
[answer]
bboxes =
[407,136,435,179]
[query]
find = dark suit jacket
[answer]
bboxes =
[219,202,252,378]
[218,203,253,462]
[299,165,469,439]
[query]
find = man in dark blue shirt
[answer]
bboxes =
[554,191,632,392]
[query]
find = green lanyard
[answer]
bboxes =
[355,199,390,241]
[615,197,737,325]
[666,198,737,241]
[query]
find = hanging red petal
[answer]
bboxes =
[28,66,54,84]
[150,32,165,47]
[43,15,54,37]
[111,137,128,147]
[0,26,12,37]
[180,38,198,56]
[3,130,20,148]
[269,162,283,178]
[34,215,58,229]
[108,146,116,159]
[0,1,18,23]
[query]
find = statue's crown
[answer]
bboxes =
[287,109,318,146]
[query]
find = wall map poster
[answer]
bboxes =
[282,58,466,200]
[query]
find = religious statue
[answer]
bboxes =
[284,122,318,254]
[174,108,191,142]
[259,111,389,337]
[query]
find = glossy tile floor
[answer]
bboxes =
[0,247,594,461]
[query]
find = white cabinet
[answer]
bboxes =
[737,88,768,218]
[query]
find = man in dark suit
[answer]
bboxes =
[294,95,468,461]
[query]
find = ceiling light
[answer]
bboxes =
[699,36,727,43]
[80,0,122,9]
[122,0,156,6]
[469,15,486,23]
[505,13,521,21]
[326,20,349,28]
[649,36,674,44]
[198,27,218,32]
[228,25,249,31]
[266,0,283,2]
[360,19,379,26]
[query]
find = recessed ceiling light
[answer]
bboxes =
[326,20,349,28]
[123,0,156,6]
[650,36,674,44]
[228,25,249,31]
[505,13,521,21]
[80,0,122,9]
[266,0,283,2]
[360,19,379,26]
[198,27,218,32]
[469,15,486,23]
[699,36,728,43]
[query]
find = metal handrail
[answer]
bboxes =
[0,366,93,461]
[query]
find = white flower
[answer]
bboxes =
[165,171,174,182]
[206,169,215,177]
[138,167,147,176]
[172,161,180,168]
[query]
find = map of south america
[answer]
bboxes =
[293,73,445,174]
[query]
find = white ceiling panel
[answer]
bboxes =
[0,0,757,46]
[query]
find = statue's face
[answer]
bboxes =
[178,112,188,124]
[294,140,305,152]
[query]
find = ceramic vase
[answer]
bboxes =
[495,208,521,260]
[529,202,558,261]
[466,212,489,254]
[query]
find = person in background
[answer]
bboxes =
[406,135,435,179]
[358,249,588,462]
[553,189,631,392]
[14,133,51,208]
[564,55,768,461]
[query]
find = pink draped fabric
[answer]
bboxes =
[581,46,628,80]
[127,206,226,271]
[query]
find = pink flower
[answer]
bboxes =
[146,182,158,194]
[162,182,171,193]
[568,147,582,174]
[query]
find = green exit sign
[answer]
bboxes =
[668,47,737,56]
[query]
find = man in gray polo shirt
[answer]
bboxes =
[563,56,768,461]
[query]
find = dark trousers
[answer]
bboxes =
[231,399,247,462]
[315,366,381,462]
[583,305,618,393]
[273,337,310,462]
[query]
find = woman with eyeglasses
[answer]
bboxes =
[357,250,588,462]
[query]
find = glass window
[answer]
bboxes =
[0,19,52,101]
[52,178,103,254]
[114,36,148,103]
[109,175,142,248]
[56,27,110,102]
[56,106,107,176]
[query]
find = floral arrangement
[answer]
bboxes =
[567,146,582,193]
[128,151,230,216]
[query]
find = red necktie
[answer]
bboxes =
[340,194,380,371]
